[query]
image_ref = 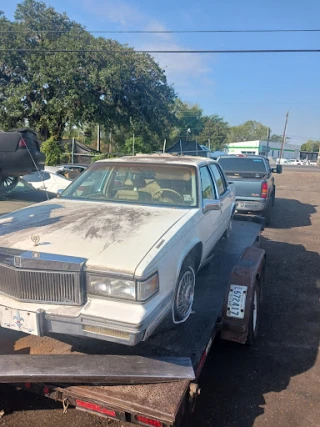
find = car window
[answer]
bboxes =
[209,164,227,196]
[218,157,267,173]
[61,162,197,207]
[200,166,217,200]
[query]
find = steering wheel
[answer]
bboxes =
[152,188,184,202]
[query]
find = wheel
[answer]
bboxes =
[246,281,260,346]
[223,219,232,239]
[0,176,19,194]
[173,264,196,323]
[263,201,272,226]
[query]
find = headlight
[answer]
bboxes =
[87,272,159,302]
[137,273,159,301]
[88,275,136,301]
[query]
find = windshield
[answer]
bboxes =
[218,157,267,174]
[61,162,198,207]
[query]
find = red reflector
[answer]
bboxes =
[25,382,31,389]
[135,415,162,427]
[261,182,268,199]
[19,138,27,149]
[76,400,116,417]
[43,386,50,395]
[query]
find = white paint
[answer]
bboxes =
[0,156,236,343]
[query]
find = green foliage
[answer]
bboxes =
[300,140,320,152]
[0,1,176,142]
[40,137,63,165]
[198,115,229,151]
[227,121,286,144]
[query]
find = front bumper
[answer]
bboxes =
[0,294,172,346]
[235,200,266,212]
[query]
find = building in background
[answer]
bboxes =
[225,140,300,160]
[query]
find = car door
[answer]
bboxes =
[208,163,234,230]
[198,166,224,261]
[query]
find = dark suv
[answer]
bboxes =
[0,128,45,193]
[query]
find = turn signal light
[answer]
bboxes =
[261,182,268,199]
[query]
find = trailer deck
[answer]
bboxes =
[1,219,264,426]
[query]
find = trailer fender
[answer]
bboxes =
[221,246,266,344]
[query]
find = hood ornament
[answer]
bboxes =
[31,235,40,246]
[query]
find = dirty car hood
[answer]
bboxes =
[0,199,190,274]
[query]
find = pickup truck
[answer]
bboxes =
[218,155,282,225]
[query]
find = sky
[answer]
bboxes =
[1,0,320,146]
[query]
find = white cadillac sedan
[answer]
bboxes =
[0,155,235,346]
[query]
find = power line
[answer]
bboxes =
[1,48,320,54]
[2,28,320,34]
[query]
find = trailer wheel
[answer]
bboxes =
[246,280,260,346]
[173,264,196,323]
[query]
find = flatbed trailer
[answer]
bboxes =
[0,217,266,427]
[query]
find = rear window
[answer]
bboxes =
[218,157,267,173]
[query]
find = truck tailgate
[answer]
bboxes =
[228,178,263,199]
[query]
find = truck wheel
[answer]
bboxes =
[263,201,272,226]
[246,281,260,346]
[0,176,19,194]
[173,264,196,323]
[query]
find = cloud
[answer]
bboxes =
[82,0,215,101]
[82,0,144,26]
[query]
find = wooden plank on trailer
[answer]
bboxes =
[0,355,195,384]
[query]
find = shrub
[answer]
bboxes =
[41,137,64,166]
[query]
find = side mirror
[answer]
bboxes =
[56,189,64,198]
[203,200,221,213]
[272,165,282,174]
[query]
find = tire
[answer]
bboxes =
[272,189,275,207]
[246,281,260,346]
[173,264,196,323]
[263,201,272,226]
[0,176,19,194]
[223,218,232,239]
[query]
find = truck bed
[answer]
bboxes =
[21,220,261,424]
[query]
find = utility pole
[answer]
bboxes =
[266,127,271,158]
[279,111,289,163]
[97,125,101,152]
[132,133,135,156]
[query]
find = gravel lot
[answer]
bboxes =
[0,169,319,427]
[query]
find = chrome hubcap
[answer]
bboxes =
[176,269,195,319]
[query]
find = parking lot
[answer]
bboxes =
[0,168,319,427]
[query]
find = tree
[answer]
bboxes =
[198,115,229,151]
[227,120,284,143]
[228,121,269,142]
[300,140,320,152]
[169,100,203,141]
[0,1,176,143]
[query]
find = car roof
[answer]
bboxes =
[219,155,266,159]
[96,154,218,167]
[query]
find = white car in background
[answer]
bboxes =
[288,159,303,166]
[22,166,72,194]
[0,155,235,346]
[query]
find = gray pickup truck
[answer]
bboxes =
[218,155,282,225]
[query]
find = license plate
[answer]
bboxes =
[0,306,40,335]
[227,285,247,319]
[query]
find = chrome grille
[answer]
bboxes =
[0,264,83,305]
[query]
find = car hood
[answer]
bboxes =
[0,199,190,275]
